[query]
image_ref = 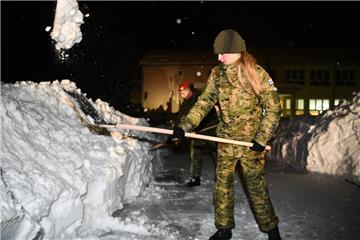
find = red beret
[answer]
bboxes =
[179,80,191,91]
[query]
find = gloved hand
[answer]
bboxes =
[172,126,185,140]
[166,126,185,145]
[250,140,265,152]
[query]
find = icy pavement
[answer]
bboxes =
[104,148,360,240]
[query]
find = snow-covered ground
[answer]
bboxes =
[130,151,360,240]
[1,80,359,240]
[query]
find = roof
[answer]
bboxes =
[251,47,360,65]
[140,47,360,66]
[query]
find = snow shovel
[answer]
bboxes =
[101,124,271,151]
[60,88,270,150]
[149,142,168,151]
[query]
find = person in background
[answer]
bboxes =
[169,29,283,240]
[171,80,218,187]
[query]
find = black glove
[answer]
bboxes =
[166,126,185,145]
[250,140,265,152]
[172,126,185,140]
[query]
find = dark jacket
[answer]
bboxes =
[177,87,218,133]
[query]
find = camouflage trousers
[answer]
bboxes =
[214,143,279,232]
[189,139,205,177]
[189,139,217,177]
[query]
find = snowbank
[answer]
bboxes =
[270,92,360,184]
[0,80,165,239]
[269,115,316,172]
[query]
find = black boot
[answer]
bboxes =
[268,226,282,240]
[209,229,232,240]
[186,176,200,187]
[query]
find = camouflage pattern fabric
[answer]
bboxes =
[189,139,204,177]
[179,63,281,146]
[178,62,282,232]
[177,88,218,178]
[214,143,279,232]
[178,88,219,132]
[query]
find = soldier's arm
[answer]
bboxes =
[179,68,219,132]
[253,66,283,146]
[177,101,189,124]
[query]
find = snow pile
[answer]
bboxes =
[50,0,84,51]
[270,92,360,184]
[307,93,360,184]
[269,115,316,172]
[0,80,165,239]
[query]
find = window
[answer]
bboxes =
[285,99,291,110]
[336,69,355,86]
[334,99,346,106]
[309,99,330,115]
[296,99,304,115]
[279,95,291,118]
[310,69,330,86]
[285,69,304,85]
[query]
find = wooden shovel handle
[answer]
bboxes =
[102,124,271,151]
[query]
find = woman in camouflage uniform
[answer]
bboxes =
[170,29,283,240]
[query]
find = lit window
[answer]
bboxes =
[309,99,316,110]
[323,99,330,110]
[296,99,304,110]
[309,99,330,115]
[309,110,319,116]
[279,95,291,118]
[295,99,304,115]
[316,99,322,110]
[286,99,291,110]
[295,110,304,116]
[334,99,346,106]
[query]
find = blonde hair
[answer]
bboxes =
[236,52,264,96]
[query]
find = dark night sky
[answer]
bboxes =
[2,1,360,111]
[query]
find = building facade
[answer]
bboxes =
[140,48,360,118]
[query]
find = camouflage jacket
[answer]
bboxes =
[179,63,282,146]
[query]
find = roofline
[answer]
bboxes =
[140,47,360,66]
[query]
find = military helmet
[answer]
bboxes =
[213,29,246,54]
